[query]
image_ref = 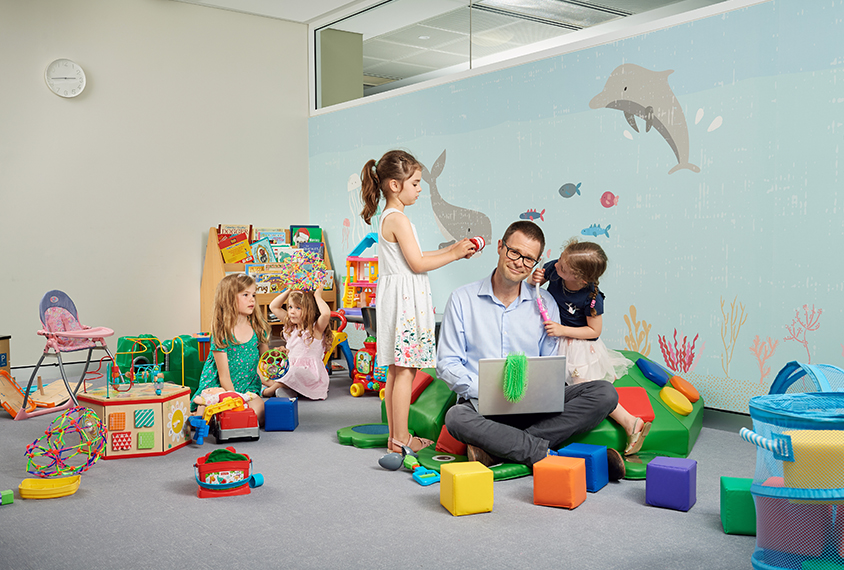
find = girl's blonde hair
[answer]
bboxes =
[211,274,270,350]
[360,150,422,225]
[560,238,608,318]
[282,290,333,355]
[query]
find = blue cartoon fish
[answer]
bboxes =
[520,208,545,222]
[581,223,611,238]
[559,183,581,198]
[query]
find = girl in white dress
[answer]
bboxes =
[360,150,476,455]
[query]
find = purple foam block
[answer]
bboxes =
[646,456,697,512]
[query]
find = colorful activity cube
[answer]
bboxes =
[440,461,493,516]
[555,443,608,493]
[646,456,697,511]
[533,455,587,509]
[264,397,298,431]
[720,476,756,535]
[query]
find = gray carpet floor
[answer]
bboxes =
[0,369,757,570]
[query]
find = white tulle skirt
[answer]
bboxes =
[558,338,633,385]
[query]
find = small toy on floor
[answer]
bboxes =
[194,446,263,499]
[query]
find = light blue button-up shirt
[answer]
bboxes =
[436,270,560,400]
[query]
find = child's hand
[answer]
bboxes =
[544,321,565,337]
[452,238,476,260]
[532,268,546,285]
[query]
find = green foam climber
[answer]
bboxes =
[503,353,528,402]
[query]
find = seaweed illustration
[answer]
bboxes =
[624,305,651,357]
[784,304,822,363]
[720,295,748,377]
[658,329,699,373]
[749,335,778,386]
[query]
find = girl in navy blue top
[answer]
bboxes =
[533,238,648,455]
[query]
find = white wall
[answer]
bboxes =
[0,0,309,365]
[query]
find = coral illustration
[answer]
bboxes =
[720,296,748,377]
[658,329,699,373]
[749,335,779,386]
[624,305,651,357]
[784,304,822,363]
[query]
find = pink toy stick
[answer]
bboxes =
[536,283,550,322]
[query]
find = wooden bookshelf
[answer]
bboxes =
[200,227,336,340]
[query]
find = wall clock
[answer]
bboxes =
[45,59,86,98]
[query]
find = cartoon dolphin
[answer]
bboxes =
[589,64,700,175]
[421,150,492,250]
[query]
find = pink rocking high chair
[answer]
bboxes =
[16,290,116,420]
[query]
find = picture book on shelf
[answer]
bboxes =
[272,244,295,262]
[298,241,325,260]
[290,225,322,245]
[253,227,290,244]
[251,238,276,264]
[218,232,254,263]
[218,224,252,240]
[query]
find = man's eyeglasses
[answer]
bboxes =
[502,242,539,268]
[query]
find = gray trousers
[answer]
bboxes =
[444,380,619,467]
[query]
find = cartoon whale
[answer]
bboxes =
[421,150,492,250]
[589,64,700,175]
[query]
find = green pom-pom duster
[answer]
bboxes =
[503,353,528,402]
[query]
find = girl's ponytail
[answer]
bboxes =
[360,159,380,225]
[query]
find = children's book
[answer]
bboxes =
[298,241,325,260]
[271,244,296,262]
[251,238,277,264]
[253,227,290,245]
[254,263,285,293]
[290,225,322,245]
[218,224,252,240]
[244,264,265,276]
[218,232,254,264]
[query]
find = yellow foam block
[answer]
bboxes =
[660,386,693,415]
[783,430,844,489]
[440,461,493,516]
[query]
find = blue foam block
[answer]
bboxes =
[646,456,697,511]
[265,397,299,431]
[636,358,672,387]
[556,443,608,493]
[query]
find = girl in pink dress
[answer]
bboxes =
[265,288,332,400]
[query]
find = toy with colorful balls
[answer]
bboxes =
[258,348,290,383]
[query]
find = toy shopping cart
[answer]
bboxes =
[194,446,263,499]
[740,392,844,570]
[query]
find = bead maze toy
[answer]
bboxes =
[113,334,204,398]
[350,337,387,399]
[194,446,263,498]
[24,406,106,478]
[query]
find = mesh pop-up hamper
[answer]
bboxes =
[741,393,844,570]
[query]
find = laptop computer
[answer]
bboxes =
[477,355,567,416]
